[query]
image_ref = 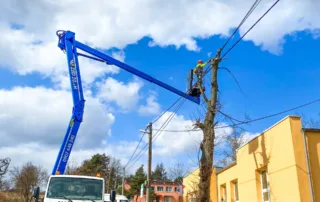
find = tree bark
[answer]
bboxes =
[197,49,221,202]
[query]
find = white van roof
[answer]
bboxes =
[104,194,129,201]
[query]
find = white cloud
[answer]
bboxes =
[140,111,259,163]
[0,0,318,66]
[96,77,144,112]
[0,85,258,176]
[0,86,115,149]
[0,140,146,176]
[138,91,161,116]
[0,24,120,90]
[235,0,320,54]
[239,132,260,147]
[149,112,235,157]
[111,50,126,62]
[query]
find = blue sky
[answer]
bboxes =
[90,31,320,140]
[1,0,320,174]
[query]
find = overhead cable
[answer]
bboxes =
[153,98,320,132]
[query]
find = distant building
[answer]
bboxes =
[128,180,182,202]
[183,116,320,202]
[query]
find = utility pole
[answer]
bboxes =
[122,167,125,195]
[140,123,152,202]
[147,122,152,202]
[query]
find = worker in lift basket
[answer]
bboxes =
[193,59,207,92]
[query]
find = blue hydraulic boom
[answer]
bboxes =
[52,30,200,175]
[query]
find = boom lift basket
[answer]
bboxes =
[186,69,194,93]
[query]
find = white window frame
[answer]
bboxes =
[233,181,239,202]
[157,186,164,192]
[260,170,270,202]
[166,186,172,192]
[220,184,227,202]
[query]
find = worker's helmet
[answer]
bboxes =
[198,60,203,64]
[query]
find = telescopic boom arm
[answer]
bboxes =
[52,30,200,175]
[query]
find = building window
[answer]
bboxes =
[233,181,239,202]
[220,184,227,202]
[166,186,172,192]
[150,186,155,191]
[175,187,180,192]
[157,186,164,192]
[260,170,270,202]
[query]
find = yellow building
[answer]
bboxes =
[183,116,320,202]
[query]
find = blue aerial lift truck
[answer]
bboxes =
[33,30,200,202]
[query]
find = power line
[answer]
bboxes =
[123,131,146,168]
[124,96,183,168]
[153,128,199,132]
[153,99,186,143]
[152,97,182,124]
[126,99,185,170]
[221,0,280,59]
[219,67,244,96]
[152,98,320,132]
[221,0,262,51]
[126,98,186,170]
[223,98,320,128]
[201,0,280,79]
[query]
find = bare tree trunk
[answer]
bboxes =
[196,49,221,202]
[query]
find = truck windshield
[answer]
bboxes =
[46,177,103,200]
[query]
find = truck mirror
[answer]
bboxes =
[110,190,116,202]
[33,186,40,201]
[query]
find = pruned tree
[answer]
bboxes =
[193,50,222,202]
[10,162,49,202]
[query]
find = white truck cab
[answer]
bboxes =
[38,175,105,202]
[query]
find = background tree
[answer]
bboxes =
[151,163,168,181]
[215,126,254,167]
[168,162,188,184]
[107,157,122,193]
[76,153,110,176]
[73,153,124,193]
[65,157,79,175]
[10,162,49,202]
[128,165,146,202]
[0,178,10,191]
[296,112,320,128]
[150,189,157,201]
